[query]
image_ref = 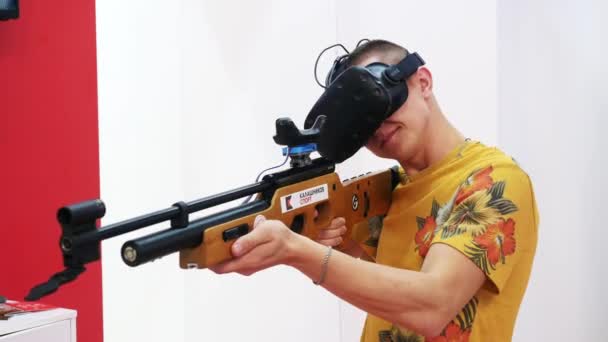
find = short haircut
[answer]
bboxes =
[346,39,409,68]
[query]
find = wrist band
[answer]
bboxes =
[313,246,333,285]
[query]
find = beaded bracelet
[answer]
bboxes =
[313,246,333,285]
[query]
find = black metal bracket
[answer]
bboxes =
[24,200,104,301]
[58,199,106,268]
[170,201,189,228]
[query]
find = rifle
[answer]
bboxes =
[27,117,400,301]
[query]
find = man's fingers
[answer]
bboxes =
[209,259,242,274]
[210,253,263,274]
[316,237,343,247]
[236,269,257,277]
[232,220,270,257]
[232,235,257,257]
[253,214,266,228]
[329,217,346,229]
[317,225,347,239]
[316,217,347,241]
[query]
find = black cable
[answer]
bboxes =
[314,43,350,89]
[356,38,370,47]
[241,147,291,204]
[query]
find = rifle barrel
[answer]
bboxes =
[66,182,272,249]
[121,200,269,266]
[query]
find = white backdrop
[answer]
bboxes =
[96,2,186,342]
[97,1,498,341]
[498,0,608,340]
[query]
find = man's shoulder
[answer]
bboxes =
[459,141,530,179]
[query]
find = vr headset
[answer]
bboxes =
[305,42,425,163]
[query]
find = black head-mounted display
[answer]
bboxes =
[305,42,425,163]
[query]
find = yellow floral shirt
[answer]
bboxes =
[359,141,539,342]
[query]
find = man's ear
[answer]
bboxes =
[414,66,433,98]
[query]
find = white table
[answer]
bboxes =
[0,306,77,342]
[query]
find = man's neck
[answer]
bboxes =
[400,110,465,176]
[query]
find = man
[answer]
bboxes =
[211,40,538,341]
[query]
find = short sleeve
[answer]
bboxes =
[351,215,383,261]
[430,164,538,292]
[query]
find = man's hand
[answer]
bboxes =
[209,215,300,276]
[315,216,347,247]
[315,213,365,258]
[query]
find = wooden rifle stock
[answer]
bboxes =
[179,167,396,268]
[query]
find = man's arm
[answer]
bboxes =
[211,216,485,337]
[289,235,485,337]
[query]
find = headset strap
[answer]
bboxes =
[384,52,425,83]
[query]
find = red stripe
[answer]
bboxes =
[0,1,102,341]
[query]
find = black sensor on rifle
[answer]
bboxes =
[273,116,326,168]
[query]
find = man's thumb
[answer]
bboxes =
[253,214,266,228]
[232,215,266,257]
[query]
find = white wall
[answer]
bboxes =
[96,2,186,342]
[97,1,498,341]
[498,1,608,340]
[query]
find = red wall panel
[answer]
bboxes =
[0,1,102,341]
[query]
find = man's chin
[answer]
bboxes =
[371,149,397,160]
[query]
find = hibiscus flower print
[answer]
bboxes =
[473,218,516,267]
[417,165,519,277]
[415,216,437,257]
[427,322,471,342]
[455,166,494,205]
[441,191,501,238]
[415,200,440,257]
[378,326,424,342]
[440,177,518,239]
[365,215,384,248]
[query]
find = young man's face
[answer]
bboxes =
[365,90,429,162]
[357,55,432,162]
